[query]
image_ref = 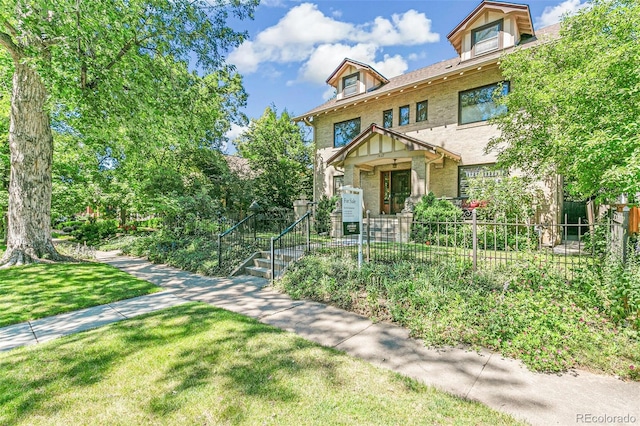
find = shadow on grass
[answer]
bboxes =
[0,303,342,424]
[0,262,159,327]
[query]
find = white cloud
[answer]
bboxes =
[298,43,379,84]
[535,0,588,28]
[322,86,336,101]
[296,43,408,85]
[225,123,246,142]
[355,10,439,46]
[228,2,438,85]
[258,0,286,7]
[408,51,427,62]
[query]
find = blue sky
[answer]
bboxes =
[223,0,587,150]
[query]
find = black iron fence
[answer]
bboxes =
[308,211,604,279]
[270,211,315,279]
[217,209,294,273]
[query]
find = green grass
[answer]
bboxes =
[0,262,160,327]
[0,303,520,425]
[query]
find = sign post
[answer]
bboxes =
[341,186,363,267]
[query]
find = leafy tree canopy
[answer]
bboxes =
[235,106,313,209]
[488,0,640,203]
[0,0,258,262]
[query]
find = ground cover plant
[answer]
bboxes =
[276,253,640,380]
[0,262,160,327]
[0,303,520,425]
[102,232,225,276]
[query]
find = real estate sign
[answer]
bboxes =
[342,191,362,236]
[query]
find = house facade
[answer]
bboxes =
[294,1,562,224]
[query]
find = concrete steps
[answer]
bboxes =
[243,249,304,280]
[364,218,398,243]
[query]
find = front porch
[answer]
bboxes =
[327,123,462,216]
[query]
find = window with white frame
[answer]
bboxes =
[472,20,502,55]
[342,72,359,96]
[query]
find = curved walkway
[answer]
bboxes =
[1,250,639,425]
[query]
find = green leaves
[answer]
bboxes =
[234,106,313,209]
[490,0,640,202]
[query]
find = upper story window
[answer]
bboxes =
[383,109,393,128]
[458,82,510,125]
[334,117,361,148]
[416,100,428,122]
[472,19,503,55]
[399,105,410,126]
[342,72,360,97]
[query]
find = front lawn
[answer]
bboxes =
[0,303,520,425]
[276,253,640,381]
[0,262,160,327]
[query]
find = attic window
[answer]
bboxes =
[472,19,502,55]
[342,72,360,96]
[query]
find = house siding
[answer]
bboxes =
[313,66,504,200]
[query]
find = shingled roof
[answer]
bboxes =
[293,23,560,122]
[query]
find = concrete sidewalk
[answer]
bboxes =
[2,250,639,425]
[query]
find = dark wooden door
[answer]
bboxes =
[381,170,411,215]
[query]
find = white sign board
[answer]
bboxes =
[342,192,362,235]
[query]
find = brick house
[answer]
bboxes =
[294,1,562,225]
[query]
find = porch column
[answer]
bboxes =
[343,164,356,188]
[411,156,427,199]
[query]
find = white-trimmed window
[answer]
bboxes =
[342,72,359,96]
[472,20,502,55]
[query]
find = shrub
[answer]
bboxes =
[276,253,640,379]
[411,193,462,245]
[73,220,118,246]
[314,195,338,234]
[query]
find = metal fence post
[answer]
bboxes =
[472,209,477,272]
[253,214,257,242]
[306,213,311,253]
[366,210,371,262]
[270,237,275,283]
[217,233,222,269]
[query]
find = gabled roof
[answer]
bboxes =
[293,23,560,122]
[327,123,461,166]
[447,1,534,55]
[326,58,389,87]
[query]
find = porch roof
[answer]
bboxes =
[327,123,461,167]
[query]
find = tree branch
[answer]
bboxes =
[3,20,18,38]
[0,30,21,61]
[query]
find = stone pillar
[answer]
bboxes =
[330,211,342,238]
[397,212,413,243]
[343,164,356,187]
[411,156,427,198]
[293,197,310,220]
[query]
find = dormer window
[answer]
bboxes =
[472,19,503,55]
[342,72,359,96]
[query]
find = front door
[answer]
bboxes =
[381,170,411,214]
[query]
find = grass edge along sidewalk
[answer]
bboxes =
[0,261,161,328]
[0,302,521,426]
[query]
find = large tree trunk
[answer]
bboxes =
[1,62,61,266]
